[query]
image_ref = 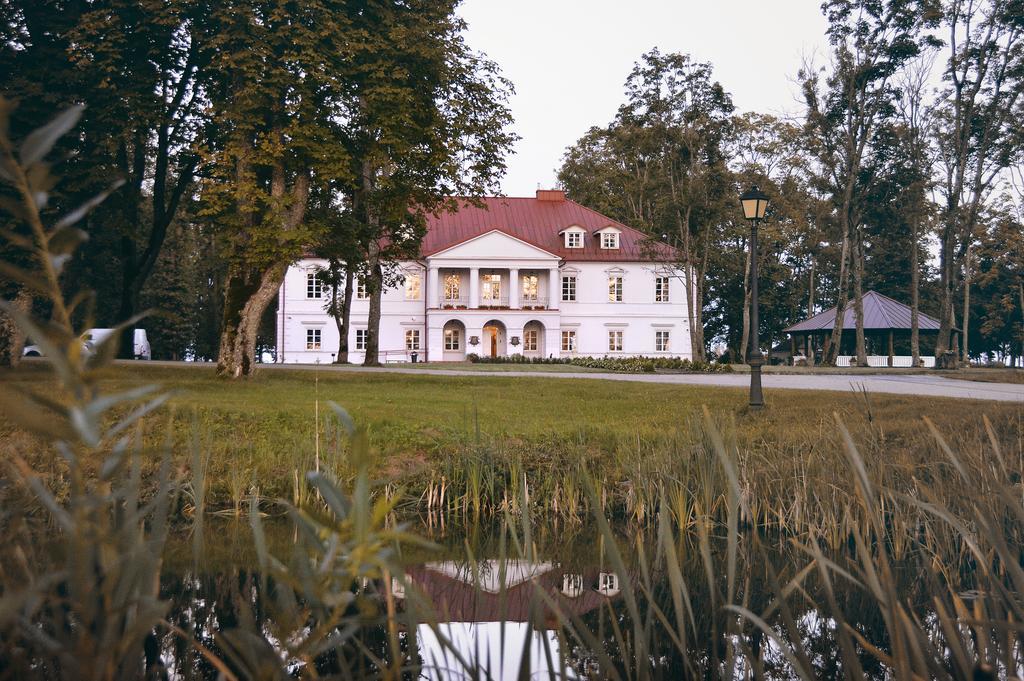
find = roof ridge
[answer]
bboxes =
[862,291,896,328]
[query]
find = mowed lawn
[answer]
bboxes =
[2,362,1022,509]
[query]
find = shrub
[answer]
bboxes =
[464,353,733,373]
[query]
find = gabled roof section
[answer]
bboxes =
[425,228,560,259]
[784,291,943,333]
[419,193,676,262]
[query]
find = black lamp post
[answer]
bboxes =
[740,185,769,408]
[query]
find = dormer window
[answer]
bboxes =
[561,226,586,249]
[595,226,622,249]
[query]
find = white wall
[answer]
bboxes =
[278,259,426,364]
[557,262,692,358]
[278,258,693,363]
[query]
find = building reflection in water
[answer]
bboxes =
[393,559,624,680]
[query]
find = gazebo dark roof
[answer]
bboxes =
[783,290,942,334]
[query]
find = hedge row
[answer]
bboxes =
[465,353,733,374]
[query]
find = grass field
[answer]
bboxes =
[2,362,1022,526]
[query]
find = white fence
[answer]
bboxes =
[835,355,935,368]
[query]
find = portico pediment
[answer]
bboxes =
[426,229,559,263]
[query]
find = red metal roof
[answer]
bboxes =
[421,193,676,262]
[783,290,943,334]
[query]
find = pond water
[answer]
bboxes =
[151,516,944,679]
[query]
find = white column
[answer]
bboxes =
[548,268,560,310]
[427,265,439,308]
[509,268,519,309]
[469,267,479,308]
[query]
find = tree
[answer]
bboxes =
[560,50,734,361]
[893,56,937,365]
[726,113,826,363]
[932,0,1024,360]
[203,0,353,377]
[339,0,516,366]
[0,0,213,358]
[800,0,938,365]
[313,204,365,364]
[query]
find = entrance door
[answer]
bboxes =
[484,325,498,358]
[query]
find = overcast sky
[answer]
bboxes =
[458,0,830,197]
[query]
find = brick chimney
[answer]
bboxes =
[536,189,566,202]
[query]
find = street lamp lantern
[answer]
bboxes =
[739,185,769,409]
[740,185,769,221]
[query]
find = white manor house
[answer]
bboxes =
[275,190,693,363]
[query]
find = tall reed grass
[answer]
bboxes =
[4,101,1024,680]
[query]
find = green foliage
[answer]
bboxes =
[466,352,733,373]
[1,0,212,353]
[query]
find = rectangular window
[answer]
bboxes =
[524,328,538,351]
[481,273,502,302]
[655,276,670,303]
[566,231,582,248]
[444,273,461,301]
[306,328,322,350]
[355,329,367,350]
[405,273,421,300]
[608,276,623,302]
[608,330,623,352]
[561,330,577,353]
[655,330,670,352]
[444,328,460,351]
[306,271,323,299]
[356,278,369,299]
[405,329,420,350]
[521,274,539,301]
[601,232,619,249]
[562,275,576,302]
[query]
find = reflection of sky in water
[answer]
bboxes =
[418,622,578,681]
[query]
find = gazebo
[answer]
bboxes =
[782,290,954,367]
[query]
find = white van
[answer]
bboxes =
[23,328,152,360]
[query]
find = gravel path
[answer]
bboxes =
[248,362,1024,403]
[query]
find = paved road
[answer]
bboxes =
[241,362,1024,403]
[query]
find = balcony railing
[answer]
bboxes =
[436,294,550,310]
[439,295,468,309]
[476,294,507,308]
[518,296,549,310]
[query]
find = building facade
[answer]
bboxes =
[276,190,692,363]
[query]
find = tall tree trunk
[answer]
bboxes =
[806,261,816,365]
[935,219,956,357]
[910,228,921,366]
[217,263,288,377]
[358,149,384,367]
[852,226,867,366]
[675,206,703,361]
[690,227,710,362]
[962,243,971,365]
[826,220,852,365]
[1018,281,1024,368]
[216,154,310,377]
[333,262,354,364]
[363,251,383,366]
